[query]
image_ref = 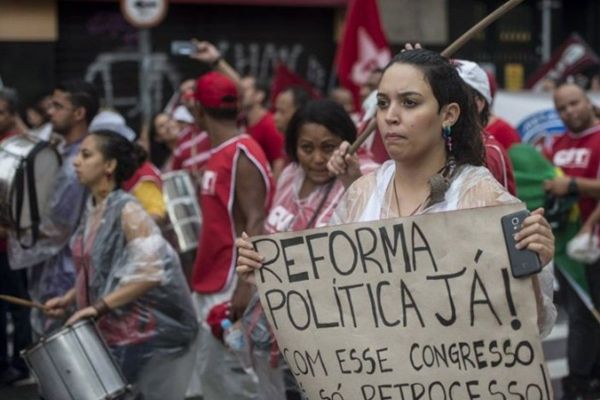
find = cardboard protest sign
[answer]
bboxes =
[253,204,552,400]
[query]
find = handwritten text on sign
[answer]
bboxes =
[254,204,552,400]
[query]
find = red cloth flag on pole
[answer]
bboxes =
[335,0,391,109]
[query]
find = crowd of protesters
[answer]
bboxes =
[0,38,598,400]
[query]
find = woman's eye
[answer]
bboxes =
[300,145,313,153]
[376,98,389,109]
[403,98,417,107]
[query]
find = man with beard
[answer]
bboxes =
[544,82,600,400]
[8,80,98,337]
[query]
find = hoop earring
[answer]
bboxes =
[441,125,453,152]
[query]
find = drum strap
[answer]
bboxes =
[14,142,62,249]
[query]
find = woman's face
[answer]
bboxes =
[274,91,296,132]
[376,63,456,163]
[166,119,185,142]
[296,122,342,185]
[154,113,172,142]
[26,108,45,128]
[73,135,114,188]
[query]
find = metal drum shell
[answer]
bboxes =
[162,171,202,253]
[21,319,129,400]
[0,134,61,228]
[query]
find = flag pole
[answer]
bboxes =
[348,0,527,155]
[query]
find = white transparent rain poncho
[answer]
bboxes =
[8,141,86,335]
[330,160,557,338]
[70,190,197,380]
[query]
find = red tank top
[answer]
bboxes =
[192,134,273,294]
[121,161,162,192]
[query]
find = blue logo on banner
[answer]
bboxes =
[517,109,565,145]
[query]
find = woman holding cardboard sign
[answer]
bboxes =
[236,49,556,338]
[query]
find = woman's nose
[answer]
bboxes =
[384,104,400,125]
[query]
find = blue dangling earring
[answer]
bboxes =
[442,125,453,152]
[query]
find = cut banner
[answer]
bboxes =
[254,204,552,399]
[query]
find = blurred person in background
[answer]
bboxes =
[454,59,516,195]
[484,71,521,150]
[240,75,285,178]
[544,82,600,400]
[329,86,359,123]
[8,80,97,337]
[273,85,310,135]
[0,87,31,386]
[150,112,173,170]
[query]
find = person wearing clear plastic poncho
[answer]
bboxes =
[7,81,97,337]
[44,130,198,400]
[236,50,556,347]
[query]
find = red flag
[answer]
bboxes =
[270,63,321,106]
[526,33,600,90]
[335,0,391,109]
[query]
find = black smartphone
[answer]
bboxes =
[501,210,543,278]
[171,41,196,56]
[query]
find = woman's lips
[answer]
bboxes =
[384,132,407,141]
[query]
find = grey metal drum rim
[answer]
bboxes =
[21,319,131,400]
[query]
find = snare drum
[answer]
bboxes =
[0,134,61,245]
[162,171,202,253]
[21,319,129,400]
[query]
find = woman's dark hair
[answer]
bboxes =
[91,130,146,186]
[285,99,357,163]
[463,86,491,127]
[384,49,485,167]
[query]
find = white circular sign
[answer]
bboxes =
[121,0,168,28]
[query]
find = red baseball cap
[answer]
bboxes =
[194,71,238,109]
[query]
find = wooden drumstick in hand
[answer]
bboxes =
[0,294,47,311]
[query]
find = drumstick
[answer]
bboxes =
[348,119,378,155]
[347,0,526,155]
[0,294,47,311]
[440,0,526,58]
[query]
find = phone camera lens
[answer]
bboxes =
[511,217,519,226]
